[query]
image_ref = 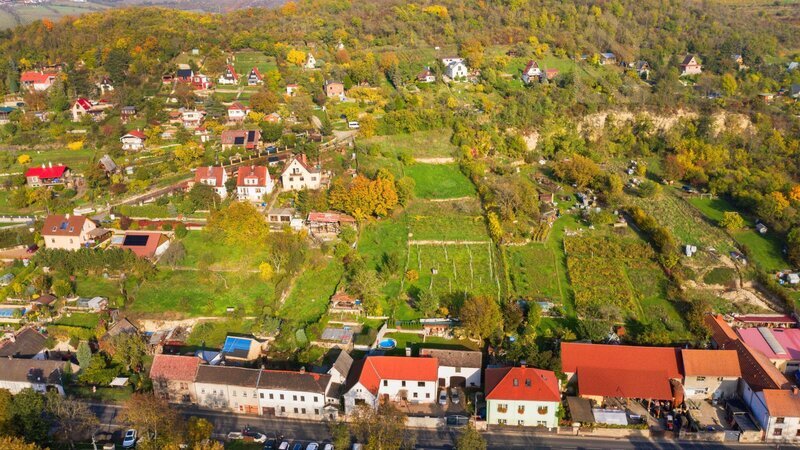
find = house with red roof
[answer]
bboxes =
[281,154,322,191]
[25,163,70,187]
[227,102,250,122]
[221,129,261,151]
[485,366,560,428]
[218,65,239,85]
[753,388,800,442]
[20,70,58,91]
[150,354,201,403]
[120,130,146,151]
[191,73,213,90]
[522,60,542,84]
[343,356,439,413]
[71,98,113,122]
[119,231,171,259]
[560,342,682,403]
[681,349,741,400]
[237,165,274,202]
[307,211,356,238]
[247,67,263,86]
[194,165,229,199]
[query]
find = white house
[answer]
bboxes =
[484,366,560,429]
[0,359,71,395]
[681,349,741,400]
[236,165,274,202]
[181,110,205,129]
[443,58,469,80]
[227,102,250,122]
[120,130,146,151]
[194,365,261,415]
[257,369,337,420]
[748,388,800,443]
[281,154,322,191]
[521,60,542,84]
[305,53,317,69]
[218,65,239,85]
[419,348,482,388]
[20,71,58,92]
[680,55,703,77]
[194,166,229,199]
[343,356,438,414]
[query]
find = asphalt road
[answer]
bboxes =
[89,403,792,449]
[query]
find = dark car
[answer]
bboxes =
[292,443,304,450]
[264,438,278,449]
[26,244,38,253]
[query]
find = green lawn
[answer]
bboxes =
[406,164,476,199]
[405,200,487,241]
[233,51,278,76]
[74,275,123,302]
[278,258,343,325]
[129,270,273,317]
[506,244,562,302]
[360,129,458,159]
[382,332,480,355]
[186,319,257,348]
[53,313,99,330]
[179,231,269,270]
[689,196,790,272]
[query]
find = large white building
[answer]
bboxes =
[236,165,274,202]
[194,166,229,199]
[442,57,469,80]
[484,366,560,429]
[281,154,322,191]
[343,356,438,414]
[419,348,482,388]
[194,366,262,415]
[257,369,337,420]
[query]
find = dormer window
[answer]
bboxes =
[513,379,519,386]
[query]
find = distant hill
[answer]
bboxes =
[95,0,285,13]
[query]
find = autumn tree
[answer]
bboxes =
[186,416,214,446]
[460,296,502,341]
[719,212,745,232]
[206,202,270,247]
[350,403,411,450]
[121,394,183,450]
[250,89,279,114]
[47,393,99,449]
[328,174,399,220]
[108,332,148,372]
[286,49,306,66]
[552,155,600,188]
[0,436,42,450]
[455,424,486,450]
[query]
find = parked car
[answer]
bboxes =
[26,244,38,253]
[306,443,319,450]
[450,388,460,404]
[242,427,267,443]
[439,389,447,405]
[323,444,333,450]
[264,438,278,449]
[278,441,290,450]
[121,429,137,448]
[292,443,304,450]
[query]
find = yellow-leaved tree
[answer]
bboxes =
[286,49,306,66]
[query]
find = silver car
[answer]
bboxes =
[450,388,460,404]
[438,389,447,405]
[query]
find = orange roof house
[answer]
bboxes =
[343,356,438,413]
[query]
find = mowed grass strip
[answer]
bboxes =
[406,164,476,199]
[360,129,458,159]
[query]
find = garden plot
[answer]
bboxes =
[405,199,487,241]
[404,242,501,301]
[565,233,670,319]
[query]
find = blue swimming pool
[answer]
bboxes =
[377,338,397,350]
[0,308,24,318]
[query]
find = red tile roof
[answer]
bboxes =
[523,60,539,74]
[20,71,56,84]
[763,389,800,417]
[682,349,741,377]
[42,214,90,237]
[149,354,201,382]
[74,98,93,110]
[249,67,262,81]
[225,65,239,80]
[307,211,356,224]
[194,166,226,187]
[121,232,167,259]
[25,164,68,179]
[124,130,146,140]
[705,314,739,347]
[485,367,559,402]
[228,102,248,111]
[577,366,675,400]
[355,356,438,395]
[237,165,270,188]
[560,342,682,379]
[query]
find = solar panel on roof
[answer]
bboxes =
[123,234,150,247]
[234,137,245,145]
[247,130,256,141]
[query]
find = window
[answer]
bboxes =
[518,420,525,426]
[301,396,305,402]
[776,417,785,424]
[525,379,531,387]
[717,377,724,381]
[696,376,706,381]
[418,382,425,387]
[796,429,800,437]
[538,406,549,415]
[232,391,237,397]
[314,396,318,402]
[315,409,320,415]
[426,393,430,399]
[401,381,406,387]
[383,380,388,387]
[201,389,205,394]
[498,419,507,425]
[497,404,508,413]
[281,407,285,413]
[260,393,264,399]
[455,367,462,373]
[513,379,519,386]
[518,405,525,414]
[302,408,306,414]
[293,395,297,401]
[280,394,284,400]
[774,428,783,436]
[537,421,547,427]
[269,393,274,400]
[294,408,299,414]
[413,393,418,398]
[243,392,247,398]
